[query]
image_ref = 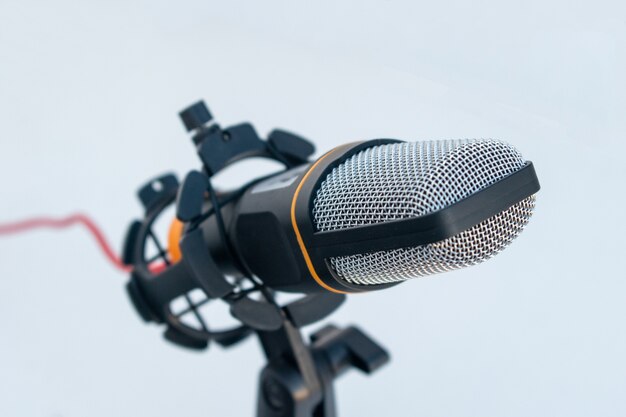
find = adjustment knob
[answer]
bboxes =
[179,100,213,132]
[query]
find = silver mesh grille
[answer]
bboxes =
[312,140,536,286]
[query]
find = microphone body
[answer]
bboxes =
[123,100,540,356]
[191,139,539,295]
[121,102,541,406]
[197,160,329,293]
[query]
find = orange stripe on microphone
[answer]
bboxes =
[290,148,348,294]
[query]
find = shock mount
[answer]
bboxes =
[122,101,390,417]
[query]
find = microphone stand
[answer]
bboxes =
[255,313,389,417]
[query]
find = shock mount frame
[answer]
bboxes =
[123,101,389,417]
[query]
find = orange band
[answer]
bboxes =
[290,149,348,294]
[167,218,185,263]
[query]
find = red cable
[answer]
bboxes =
[0,214,165,274]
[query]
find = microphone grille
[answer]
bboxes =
[312,140,536,286]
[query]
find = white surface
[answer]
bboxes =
[1,1,625,416]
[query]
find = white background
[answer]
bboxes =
[1,1,625,416]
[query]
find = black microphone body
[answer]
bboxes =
[195,139,539,295]
[123,101,539,354]
[199,145,353,294]
[121,101,540,414]
[198,141,397,294]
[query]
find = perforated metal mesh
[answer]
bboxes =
[312,140,536,285]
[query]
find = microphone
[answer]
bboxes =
[188,138,539,295]
[123,100,540,347]
[121,100,541,412]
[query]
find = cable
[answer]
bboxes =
[0,214,152,273]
